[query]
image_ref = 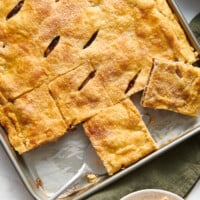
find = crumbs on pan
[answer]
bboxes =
[36,177,43,189]
[86,173,98,183]
[149,116,155,125]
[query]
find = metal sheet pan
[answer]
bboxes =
[0,0,200,199]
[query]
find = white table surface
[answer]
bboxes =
[0,0,200,200]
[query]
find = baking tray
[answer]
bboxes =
[0,0,200,199]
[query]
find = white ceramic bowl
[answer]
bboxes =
[120,189,184,200]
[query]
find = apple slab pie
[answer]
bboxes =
[0,0,198,174]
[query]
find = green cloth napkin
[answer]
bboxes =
[86,14,200,200]
[190,13,200,43]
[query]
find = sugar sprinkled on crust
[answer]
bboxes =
[142,58,200,116]
[84,99,158,175]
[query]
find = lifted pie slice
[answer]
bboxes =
[0,84,67,154]
[141,59,200,116]
[83,99,158,175]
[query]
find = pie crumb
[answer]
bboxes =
[36,177,42,189]
[86,174,98,183]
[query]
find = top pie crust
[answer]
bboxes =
[84,99,158,175]
[49,63,113,126]
[0,0,100,100]
[81,0,198,97]
[0,0,197,101]
[141,58,200,116]
[0,84,67,154]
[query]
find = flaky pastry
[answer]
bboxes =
[0,84,67,154]
[84,99,158,175]
[141,58,200,116]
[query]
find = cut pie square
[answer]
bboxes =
[92,34,145,104]
[49,63,113,127]
[83,99,158,175]
[0,84,67,154]
[141,58,200,116]
[0,0,197,101]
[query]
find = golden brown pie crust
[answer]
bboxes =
[0,84,67,154]
[141,59,200,116]
[49,63,113,126]
[0,0,197,101]
[0,0,100,100]
[84,99,158,175]
[81,0,198,98]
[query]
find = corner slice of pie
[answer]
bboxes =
[141,58,200,116]
[0,84,67,154]
[83,99,158,175]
